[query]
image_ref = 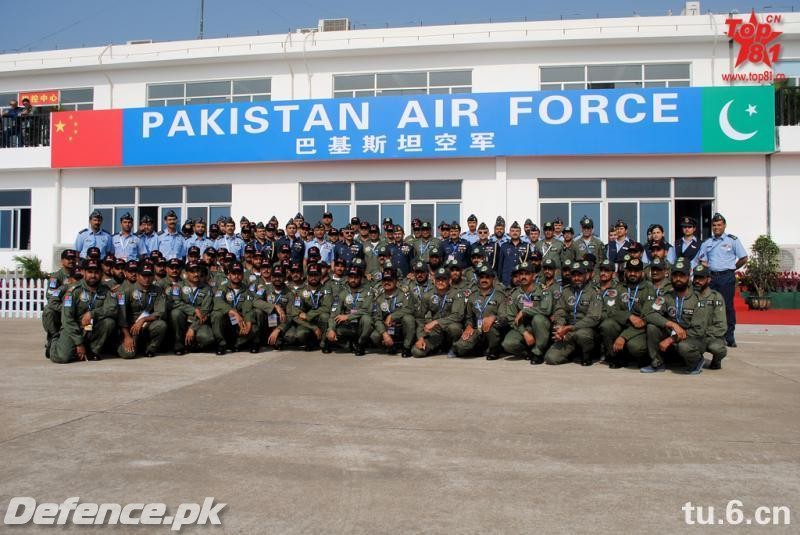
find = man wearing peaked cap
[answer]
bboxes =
[413,220,442,263]
[544,257,603,367]
[211,259,259,355]
[535,221,564,271]
[573,215,606,265]
[598,256,654,369]
[502,254,554,363]
[75,210,113,259]
[696,212,747,348]
[116,260,168,359]
[692,263,728,369]
[454,263,505,359]
[411,266,466,358]
[111,211,141,261]
[185,217,214,256]
[49,257,119,363]
[498,219,534,288]
[370,265,416,357]
[326,262,373,356]
[214,216,246,261]
[606,219,632,267]
[442,220,470,270]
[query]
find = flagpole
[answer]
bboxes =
[199,0,205,40]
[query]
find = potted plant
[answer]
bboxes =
[745,235,780,310]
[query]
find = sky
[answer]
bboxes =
[1,0,798,54]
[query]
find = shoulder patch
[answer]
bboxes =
[78,228,88,234]
[728,234,738,240]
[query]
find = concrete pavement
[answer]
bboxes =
[0,319,798,533]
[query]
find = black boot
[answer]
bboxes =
[353,343,366,356]
[709,357,723,370]
[216,345,226,356]
[581,355,593,366]
[249,343,260,354]
[401,347,412,358]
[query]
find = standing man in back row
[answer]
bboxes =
[696,213,748,348]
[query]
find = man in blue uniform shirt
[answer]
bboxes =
[498,221,533,287]
[185,218,214,255]
[111,212,141,260]
[306,222,334,265]
[137,215,159,256]
[461,214,480,244]
[697,212,748,347]
[606,219,632,267]
[157,210,187,260]
[489,216,509,245]
[442,221,470,268]
[75,210,113,258]
[214,216,245,260]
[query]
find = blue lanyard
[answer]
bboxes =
[389,295,397,312]
[309,289,321,309]
[83,290,98,311]
[572,287,585,320]
[136,290,154,309]
[627,284,640,312]
[273,290,283,306]
[437,293,448,316]
[349,291,360,308]
[675,295,685,321]
[475,289,496,318]
[189,287,201,306]
[232,289,243,308]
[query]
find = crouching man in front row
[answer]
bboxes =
[117,261,168,359]
[370,267,416,357]
[50,259,118,363]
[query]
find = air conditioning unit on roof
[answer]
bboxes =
[778,245,800,271]
[681,1,701,16]
[318,18,351,32]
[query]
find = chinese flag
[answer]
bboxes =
[51,110,123,168]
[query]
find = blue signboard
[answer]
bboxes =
[116,86,774,167]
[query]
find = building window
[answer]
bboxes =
[92,185,231,233]
[540,63,691,90]
[147,78,271,107]
[333,70,472,98]
[300,180,462,229]
[59,88,95,111]
[0,190,31,250]
[539,178,714,244]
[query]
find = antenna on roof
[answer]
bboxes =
[199,0,205,40]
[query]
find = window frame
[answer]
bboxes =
[146,78,272,107]
[540,63,691,91]
[333,70,473,99]
[0,189,32,251]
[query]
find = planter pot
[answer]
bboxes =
[748,295,772,310]
[767,291,800,309]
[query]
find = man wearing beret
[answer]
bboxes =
[117,262,168,359]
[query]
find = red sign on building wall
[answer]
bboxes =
[17,90,60,106]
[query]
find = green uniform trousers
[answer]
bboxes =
[502,315,551,358]
[331,315,373,348]
[169,308,215,352]
[544,327,596,365]
[211,311,259,350]
[50,317,116,364]
[117,319,168,358]
[453,323,505,357]
[646,324,706,369]
[411,323,462,358]
[369,315,416,351]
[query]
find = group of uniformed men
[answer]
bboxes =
[44,208,747,374]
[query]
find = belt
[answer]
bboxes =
[710,269,734,275]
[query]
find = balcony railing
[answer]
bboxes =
[776,87,800,127]
[0,114,50,148]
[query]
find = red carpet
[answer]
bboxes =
[735,290,800,325]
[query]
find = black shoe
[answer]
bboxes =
[401,348,412,358]
[174,349,185,356]
[709,358,722,370]
[215,346,226,356]
[726,340,737,348]
[353,344,366,356]
[249,344,259,354]
[530,355,544,365]
[581,357,593,366]
[387,345,397,355]
[145,351,156,358]
[321,345,332,354]
[87,353,101,361]
[305,342,318,352]
[485,353,501,361]
[608,361,623,369]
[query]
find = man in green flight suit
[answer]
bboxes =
[117,261,168,359]
[411,267,466,358]
[598,258,655,369]
[545,260,603,366]
[370,267,416,357]
[501,261,553,363]
[326,265,374,356]
[692,264,728,370]
[211,261,259,355]
[453,264,506,359]
[50,259,118,363]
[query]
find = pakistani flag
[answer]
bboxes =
[702,86,775,153]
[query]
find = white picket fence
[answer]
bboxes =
[0,278,48,319]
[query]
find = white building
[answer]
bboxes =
[0,8,798,270]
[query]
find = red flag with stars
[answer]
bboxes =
[51,110,123,168]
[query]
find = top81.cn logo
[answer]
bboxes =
[725,10,783,68]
